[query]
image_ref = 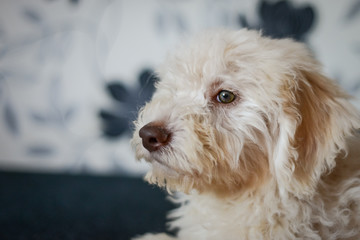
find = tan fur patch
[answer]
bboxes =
[282,69,354,192]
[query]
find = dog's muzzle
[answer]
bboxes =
[139,122,171,152]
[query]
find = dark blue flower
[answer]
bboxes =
[99,69,158,139]
[240,0,316,41]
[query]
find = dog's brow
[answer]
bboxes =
[176,89,205,102]
[209,79,224,91]
[202,80,222,100]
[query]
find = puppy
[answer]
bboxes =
[131,29,360,240]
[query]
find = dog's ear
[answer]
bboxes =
[273,68,359,197]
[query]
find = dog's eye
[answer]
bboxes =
[216,90,235,104]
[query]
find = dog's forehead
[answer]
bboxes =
[158,46,231,93]
[155,74,208,105]
[155,29,309,103]
[155,68,225,108]
[156,30,275,92]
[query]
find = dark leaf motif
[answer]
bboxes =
[44,0,80,4]
[0,74,3,98]
[22,8,42,24]
[139,69,158,88]
[30,112,48,123]
[99,69,157,139]
[64,106,76,121]
[241,0,316,42]
[0,25,4,39]
[69,0,80,5]
[138,69,158,103]
[4,103,19,135]
[354,43,360,55]
[99,110,129,138]
[352,80,360,92]
[176,14,187,32]
[259,0,315,41]
[346,0,360,21]
[107,82,129,102]
[27,145,54,156]
[239,14,249,28]
[49,76,61,106]
[156,12,165,33]
[30,106,75,125]
[294,6,315,38]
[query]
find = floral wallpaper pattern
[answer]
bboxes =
[0,0,359,176]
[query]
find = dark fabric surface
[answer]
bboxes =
[0,171,174,240]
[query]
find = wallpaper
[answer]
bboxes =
[0,0,359,175]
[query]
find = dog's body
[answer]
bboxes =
[131,29,360,240]
[165,135,360,240]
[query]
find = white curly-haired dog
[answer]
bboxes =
[131,29,360,240]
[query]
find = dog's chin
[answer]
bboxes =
[144,160,192,193]
[137,150,180,177]
[150,160,180,178]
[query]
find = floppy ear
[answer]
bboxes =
[274,69,359,197]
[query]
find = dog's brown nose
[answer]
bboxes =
[139,123,170,152]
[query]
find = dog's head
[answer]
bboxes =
[132,29,359,197]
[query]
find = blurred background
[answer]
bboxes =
[0,1,359,239]
[0,0,359,176]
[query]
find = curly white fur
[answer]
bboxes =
[131,29,360,240]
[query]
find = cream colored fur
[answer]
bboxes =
[131,29,360,240]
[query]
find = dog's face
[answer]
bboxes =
[132,30,359,196]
